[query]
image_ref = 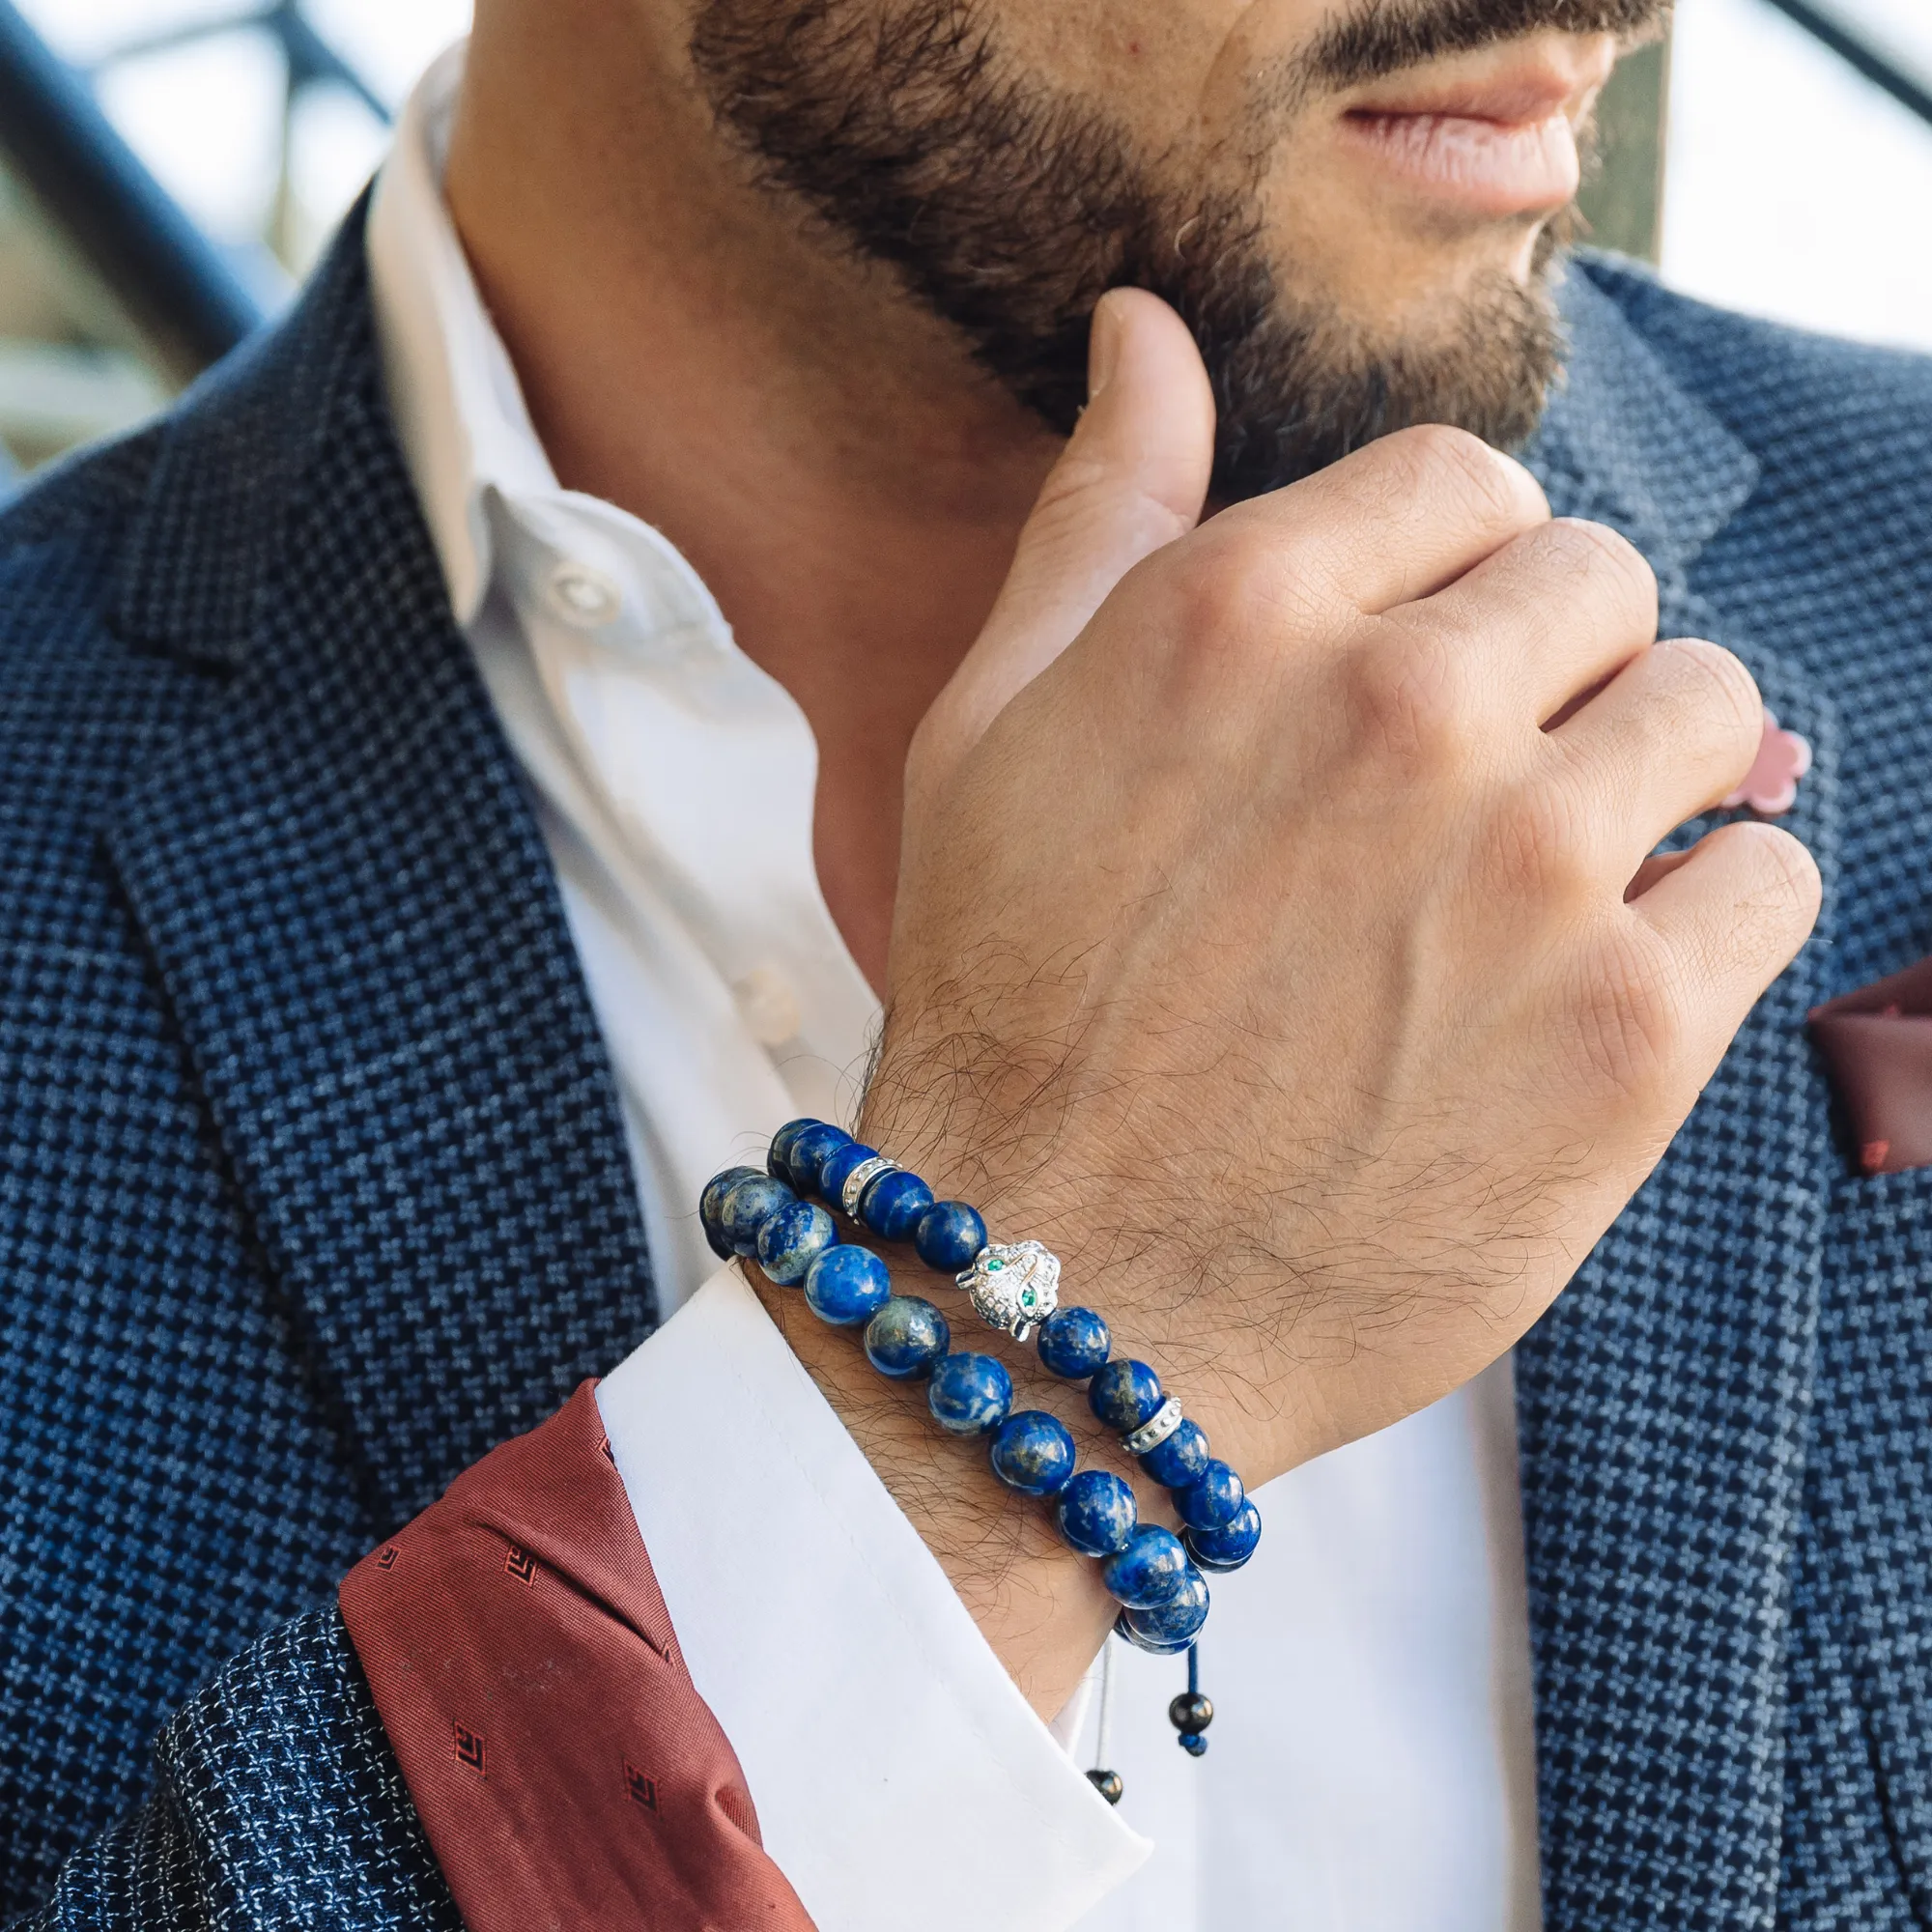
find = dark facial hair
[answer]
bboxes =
[691,0,1669,498]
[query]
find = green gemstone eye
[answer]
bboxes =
[986,1258,1005,1271]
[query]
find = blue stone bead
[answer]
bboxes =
[700,1166,764,1260]
[1139,1418,1210,1490]
[722,1172,796,1257]
[988,1411,1078,1496]
[786,1122,851,1197]
[862,1169,935,1242]
[768,1118,818,1180]
[803,1243,893,1326]
[1113,1609,1188,1656]
[1174,1459,1245,1530]
[1117,1568,1210,1653]
[1089,1359,1163,1433]
[1184,1498,1263,1573]
[754,1199,838,1286]
[1056,1469,1138,1557]
[914,1200,988,1273]
[864,1295,952,1378]
[1036,1305,1110,1380]
[819,1140,881,1210]
[1102,1525,1190,1607]
[926,1352,1014,1435]
[1179,1730,1209,1757]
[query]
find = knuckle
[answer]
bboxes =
[1577,927,1689,1101]
[1543,518,1658,621]
[1155,531,1321,696]
[1162,532,1261,638]
[1344,625,1476,770]
[1377,424,1544,531]
[1482,781,1594,906]
[1733,822,1824,922]
[1658,639,1764,750]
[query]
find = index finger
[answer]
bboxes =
[1204,423,1551,617]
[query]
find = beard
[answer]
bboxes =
[691,0,1669,500]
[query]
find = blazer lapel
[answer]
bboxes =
[105,213,656,1532]
[1516,265,1842,1932]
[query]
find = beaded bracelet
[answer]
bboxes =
[700,1118,1264,1782]
[756,1120,1263,1577]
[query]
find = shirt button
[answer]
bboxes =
[734,965,802,1047]
[547,560,622,628]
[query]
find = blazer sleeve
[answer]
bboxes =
[15,1384,812,1932]
[17,1607,463,1931]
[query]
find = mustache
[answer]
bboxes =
[1301,0,1671,92]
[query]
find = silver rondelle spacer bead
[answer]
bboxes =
[839,1155,901,1219]
[1122,1398,1184,1458]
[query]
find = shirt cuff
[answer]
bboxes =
[597,1264,1149,1932]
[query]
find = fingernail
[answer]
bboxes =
[1088,294,1123,402]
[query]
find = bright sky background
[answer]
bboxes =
[18,0,1932,355]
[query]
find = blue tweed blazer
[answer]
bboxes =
[3,208,1931,1928]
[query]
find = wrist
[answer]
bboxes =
[719,1110,1277,1720]
[856,1078,1329,1489]
[748,1264,1116,1719]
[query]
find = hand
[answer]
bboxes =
[761,290,1820,1714]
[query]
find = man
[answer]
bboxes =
[1,0,1924,1921]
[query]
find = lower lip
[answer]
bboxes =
[1340,109,1581,218]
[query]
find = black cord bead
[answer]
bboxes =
[1168,1689,1213,1736]
[1087,1767,1124,1804]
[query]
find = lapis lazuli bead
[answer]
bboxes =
[862,1169,935,1242]
[700,1166,764,1260]
[722,1172,795,1257]
[1056,1469,1138,1557]
[819,1140,881,1210]
[1117,1567,1210,1653]
[1102,1525,1191,1607]
[786,1122,850,1197]
[755,1199,838,1286]
[1139,1418,1210,1490]
[803,1243,893,1326]
[1036,1305,1110,1380]
[988,1410,1077,1496]
[768,1118,816,1181]
[864,1295,951,1379]
[927,1352,1014,1435]
[913,1200,987,1273]
[1175,1459,1245,1530]
[1089,1358,1163,1433]
[1185,1499,1263,1572]
[1179,1730,1209,1757]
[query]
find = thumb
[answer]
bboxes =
[912,287,1216,793]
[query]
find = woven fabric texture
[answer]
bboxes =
[20,1611,460,1931]
[1,202,1929,1926]
[0,213,655,1921]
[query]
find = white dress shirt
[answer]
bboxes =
[366,44,1544,1931]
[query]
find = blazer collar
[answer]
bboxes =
[105,207,657,1532]
[1518,256,1838,1932]
[1527,256,1762,599]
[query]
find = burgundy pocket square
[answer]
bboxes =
[1809,956,1932,1175]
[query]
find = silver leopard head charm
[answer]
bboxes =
[956,1239,1061,1343]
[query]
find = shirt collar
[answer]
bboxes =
[366,41,577,628]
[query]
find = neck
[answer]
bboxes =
[443,1,1061,988]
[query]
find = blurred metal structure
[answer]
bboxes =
[90,1,390,269]
[1760,0,1932,128]
[0,0,263,379]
